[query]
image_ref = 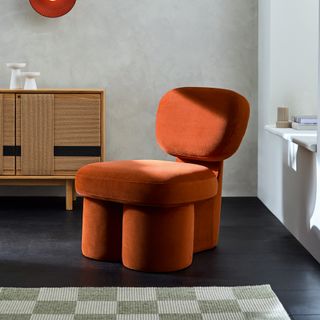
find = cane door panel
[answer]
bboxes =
[0,94,15,175]
[16,94,54,176]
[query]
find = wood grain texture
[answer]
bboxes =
[0,89,104,94]
[0,94,15,175]
[1,89,105,210]
[0,179,65,186]
[20,94,54,175]
[54,94,101,146]
[3,94,15,146]
[54,156,100,175]
[101,91,106,161]
[0,175,74,180]
[73,180,77,200]
[65,179,74,210]
[3,157,15,176]
[0,95,3,174]
[15,95,21,147]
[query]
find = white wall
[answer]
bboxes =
[258,0,320,262]
[0,0,258,197]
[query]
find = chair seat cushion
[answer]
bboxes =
[76,160,217,206]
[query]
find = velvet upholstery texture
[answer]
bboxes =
[76,87,250,272]
[76,160,217,206]
[81,198,122,262]
[156,87,250,162]
[122,204,195,272]
[176,159,224,252]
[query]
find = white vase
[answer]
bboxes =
[6,63,26,89]
[23,72,40,90]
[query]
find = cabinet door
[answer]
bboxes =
[0,94,15,175]
[16,94,54,176]
[54,94,101,175]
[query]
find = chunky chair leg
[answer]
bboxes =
[82,198,123,261]
[177,159,224,253]
[122,204,195,272]
[194,196,222,253]
[194,197,215,252]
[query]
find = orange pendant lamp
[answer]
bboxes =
[29,0,77,18]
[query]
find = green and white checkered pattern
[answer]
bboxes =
[0,285,290,319]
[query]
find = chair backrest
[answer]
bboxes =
[156,87,250,162]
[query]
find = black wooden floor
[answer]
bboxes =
[0,197,319,319]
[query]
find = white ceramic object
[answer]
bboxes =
[23,72,40,90]
[6,63,26,89]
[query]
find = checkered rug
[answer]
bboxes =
[0,285,290,319]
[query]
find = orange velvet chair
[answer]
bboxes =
[76,87,250,272]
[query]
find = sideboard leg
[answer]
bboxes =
[73,180,77,201]
[66,180,73,211]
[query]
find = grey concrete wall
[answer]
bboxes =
[0,0,258,196]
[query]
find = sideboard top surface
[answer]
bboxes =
[0,88,105,94]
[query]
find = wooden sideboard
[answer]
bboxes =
[0,89,105,210]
